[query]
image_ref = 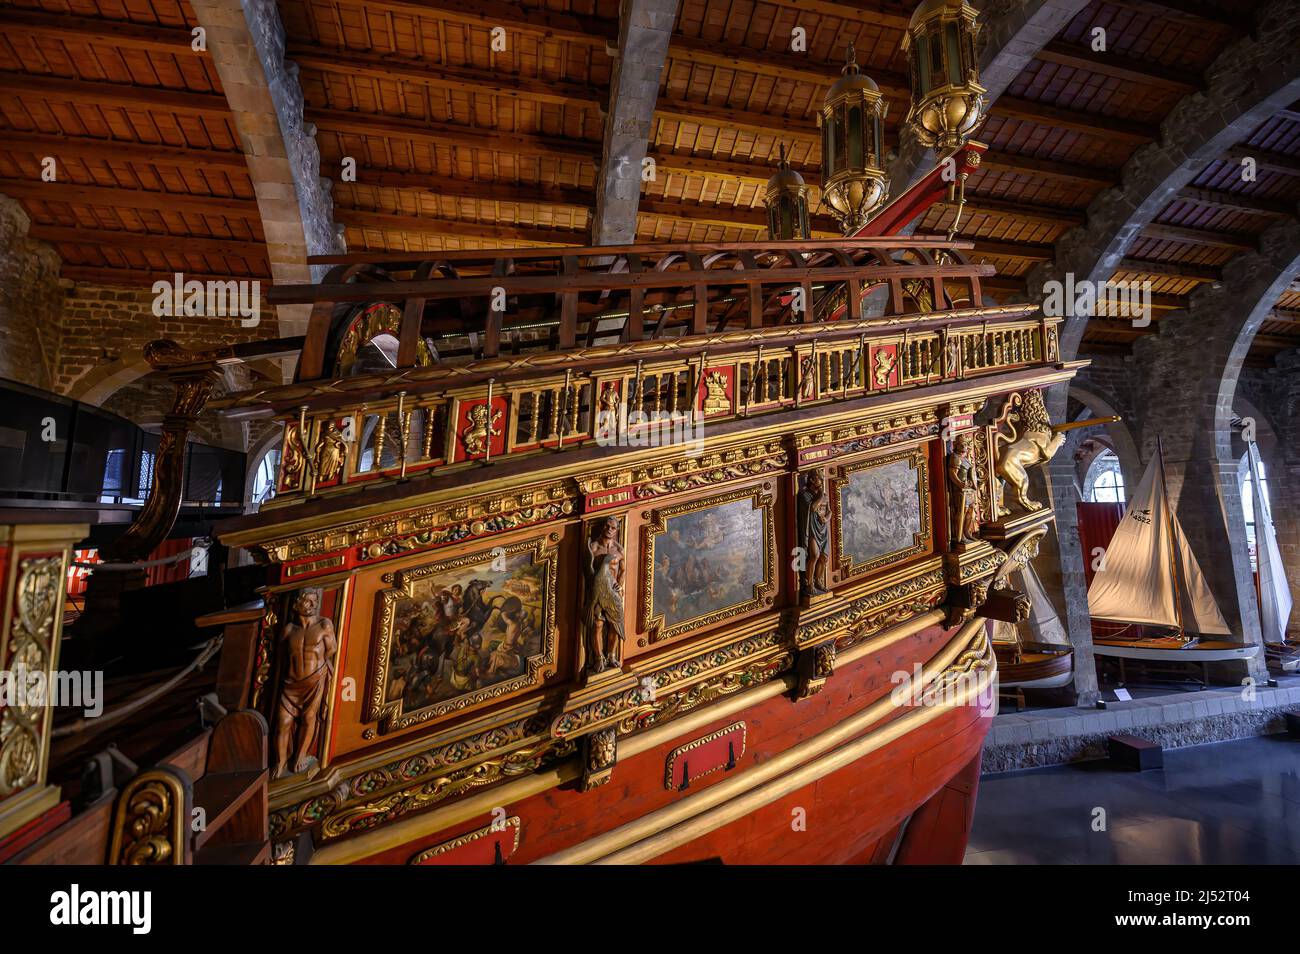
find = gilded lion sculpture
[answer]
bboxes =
[993,389,1064,513]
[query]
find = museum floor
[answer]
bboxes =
[966,735,1300,864]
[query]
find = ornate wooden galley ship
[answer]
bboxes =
[189,208,1079,863]
[0,0,1088,866]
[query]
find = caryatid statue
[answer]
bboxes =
[581,516,625,678]
[273,589,337,779]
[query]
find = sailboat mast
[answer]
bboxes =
[1157,436,1185,637]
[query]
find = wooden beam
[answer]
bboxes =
[0,71,229,117]
[350,0,616,46]
[1175,186,1297,218]
[1116,257,1219,281]
[1102,0,1240,29]
[969,239,1054,262]
[0,131,248,171]
[286,44,604,109]
[1140,222,1255,251]
[1224,146,1300,178]
[336,207,588,245]
[0,179,261,219]
[977,151,1118,188]
[956,197,1086,228]
[61,265,268,286]
[0,10,194,54]
[307,108,600,161]
[1034,40,1201,91]
[337,171,594,208]
[994,96,1153,144]
[28,225,269,260]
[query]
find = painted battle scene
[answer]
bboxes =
[838,456,924,570]
[385,551,546,712]
[651,496,767,630]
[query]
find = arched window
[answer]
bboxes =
[1240,453,1270,571]
[250,446,280,509]
[1084,450,1125,503]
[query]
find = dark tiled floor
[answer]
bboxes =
[966,735,1300,864]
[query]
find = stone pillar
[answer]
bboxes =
[1134,323,1268,681]
[1034,421,1100,705]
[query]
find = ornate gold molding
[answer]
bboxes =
[108,769,190,865]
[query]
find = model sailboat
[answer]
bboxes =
[1248,441,1299,671]
[1088,440,1257,672]
[992,561,1074,704]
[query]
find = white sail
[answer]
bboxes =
[1086,449,1230,634]
[1019,561,1070,646]
[1248,442,1293,643]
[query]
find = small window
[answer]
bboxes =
[1084,450,1125,503]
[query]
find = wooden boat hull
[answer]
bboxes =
[996,644,1073,690]
[1265,642,1300,673]
[317,617,994,865]
[1093,638,1259,662]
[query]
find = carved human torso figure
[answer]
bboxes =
[273,590,337,779]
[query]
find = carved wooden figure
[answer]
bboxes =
[796,469,831,599]
[946,433,983,548]
[580,516,626,680]
[272,589,337,779]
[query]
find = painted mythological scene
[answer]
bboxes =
[386,551,546,712]
[652,496,766,630]
[839,456,924,569]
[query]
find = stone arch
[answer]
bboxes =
[67,355,152,407]
[188,0,343,342]
[1068,381,1141,495]
[1028,0,1300,362]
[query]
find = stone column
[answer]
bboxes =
[1134,323,1268,681]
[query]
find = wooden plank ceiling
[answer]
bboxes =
[0,0,1296,363]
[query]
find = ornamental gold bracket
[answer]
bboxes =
[580,728,617,791]
[795,639,837,700]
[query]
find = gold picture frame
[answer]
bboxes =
[831,446,932,579]
[366,535,559,732]
[640,484,776,642]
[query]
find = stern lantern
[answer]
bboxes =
[818,42,890,235]
[765,144,811,241]
[902,0,987,152]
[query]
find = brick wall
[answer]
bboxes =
[1,191,274,451]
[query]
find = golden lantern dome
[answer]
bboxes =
[901,0,987,152]
[818,42,890,235]
[764,144,811,241]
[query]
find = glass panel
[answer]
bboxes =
[871,115,882,165]
[917,40,931,95]
[848,105,863,168]
[945,23,963,85]
[823,121,837,177]
[929,33,945,89]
